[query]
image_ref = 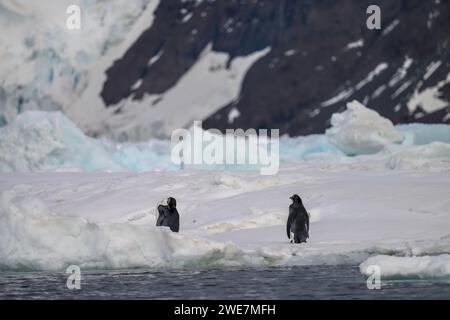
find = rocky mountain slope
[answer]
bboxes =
[102,0,450,137]
[1,0,449,141]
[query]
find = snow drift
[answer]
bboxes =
[326,100,405,155]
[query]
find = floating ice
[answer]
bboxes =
[0,164,449,271]
[0,189,253,271]
[1,109,450,173]
[326,100,404,155]
[360,254,450,279]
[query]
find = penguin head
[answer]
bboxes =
[290,194,302,203]
[167,197,177,209]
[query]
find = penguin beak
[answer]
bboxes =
[289,196,294,200]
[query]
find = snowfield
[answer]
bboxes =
[0,102,449,281]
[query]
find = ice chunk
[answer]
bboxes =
[360,254,450,279]
[326,100,404,155]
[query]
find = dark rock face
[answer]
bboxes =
[101,0,450,137]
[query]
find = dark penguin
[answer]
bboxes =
[156,197,180,232]
[287,194,310,243]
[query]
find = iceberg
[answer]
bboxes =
[326,100,404,156]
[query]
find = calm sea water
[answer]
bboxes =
[0,265,449,299]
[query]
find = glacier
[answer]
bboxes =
[0,0,161,137]
[0,0,273,141]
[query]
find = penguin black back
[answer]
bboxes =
[156,197,180,232]
[287,194,310,243]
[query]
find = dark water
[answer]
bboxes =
[0,265,449,300]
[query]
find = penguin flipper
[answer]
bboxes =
[286,211,293,239]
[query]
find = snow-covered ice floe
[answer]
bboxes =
[360,254,450,279]
[0,167,449,272]
[0,188,251,270]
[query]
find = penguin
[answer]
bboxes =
[156,197,180,232]
[287,194,310,243]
